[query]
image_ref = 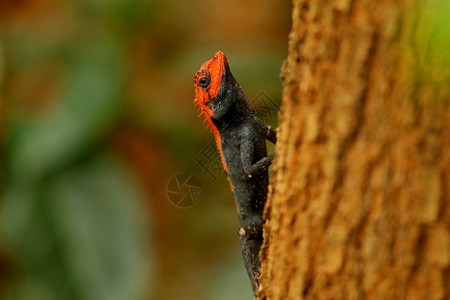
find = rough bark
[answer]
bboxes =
[258,0,450,299]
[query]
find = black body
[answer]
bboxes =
[210,66,276,293]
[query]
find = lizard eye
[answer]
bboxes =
[198,76,210,88]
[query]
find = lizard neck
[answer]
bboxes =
[205,85,253,180]
[214,85,254,128]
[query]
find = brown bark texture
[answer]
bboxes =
[258,0,450,299]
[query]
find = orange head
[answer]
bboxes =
[193,51,254,130]
[193,51,230,122]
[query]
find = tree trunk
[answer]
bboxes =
[258,0,450,299]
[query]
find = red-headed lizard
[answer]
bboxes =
[193,51,277,294]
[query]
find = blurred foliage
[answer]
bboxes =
[3,157,150,300]
[0,0,290,299]
[413,0,450,103]
[7,32,123,182]
[1,1,152,299]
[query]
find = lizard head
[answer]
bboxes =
[193,51,254,129]
[193,51,229,122]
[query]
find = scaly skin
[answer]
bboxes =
[193,51,276,294]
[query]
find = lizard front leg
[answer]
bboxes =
[240,131,274,179]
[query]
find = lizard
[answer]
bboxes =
[193,51,277,294]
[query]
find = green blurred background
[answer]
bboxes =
[0,1,290,299]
